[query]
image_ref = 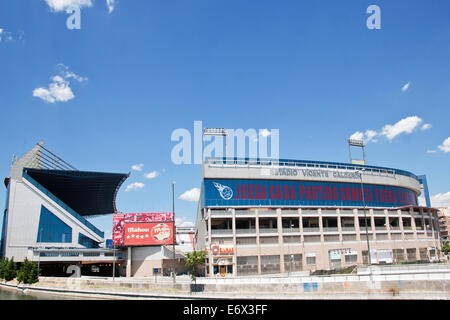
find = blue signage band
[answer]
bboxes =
[203,179,418,208]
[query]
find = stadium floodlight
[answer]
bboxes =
[348,139,367,165]
[348,139,365,147]
[203,128,228,136]
[203,128,229,161]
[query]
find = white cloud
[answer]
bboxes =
[431,192,450,208]
[0,28,22,43]
[365,129,378,143]
[144,171,158,179]
[418,196,426,206]
[175,217,195,227]
[33,65,86,103]
[125,182,145,192]
[259,129,272,137]
[401,82,411,92]
[418,192,450,208]
[380,116,422,140]
[33,76,75,103]
[56,64,88,82]
[131,163,144,171]
[106,0,116,13]
[349,116,429,144]
[44,0,93,12]
[179,188,200,202]
[438,137,450,153]
[349,131,364,141]
[349,130,377,143]
[426,149,437,154]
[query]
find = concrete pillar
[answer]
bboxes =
[208,208,213,277]
[366,209,374,244]
[256,209,261,275]
[337,208,342,245]
[232,208,237,277]
[126,246,132,277]
[299,208,306,269]
[277,208,284,273]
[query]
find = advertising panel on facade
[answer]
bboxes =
[112,213,174,246]
[124,222,174,246]
[204,179,418,208]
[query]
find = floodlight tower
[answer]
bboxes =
[348,139,367,165]
[203,128,228,160]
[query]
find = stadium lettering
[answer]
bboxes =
[236,184,267,200]
[228,182,415,206]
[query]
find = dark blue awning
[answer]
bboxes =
[23,168,129,216]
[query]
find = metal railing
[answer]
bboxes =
[303,227,320,232]
[322,227,339,232]
[211,229,233,235]
[259,228,279,234]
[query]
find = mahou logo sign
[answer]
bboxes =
[124,222,174,246]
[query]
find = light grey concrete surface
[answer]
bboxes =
[1,269,449,300]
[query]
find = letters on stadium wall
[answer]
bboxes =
[205,179,418,208]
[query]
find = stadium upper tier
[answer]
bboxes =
[204,157,419,180]
[23,168,129,216]
[202,157,423,204]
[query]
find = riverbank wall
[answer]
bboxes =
[1,264,450,300]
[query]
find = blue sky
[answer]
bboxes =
[1,0,449,239]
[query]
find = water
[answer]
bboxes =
[0,286,101,300]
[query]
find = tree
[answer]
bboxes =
[442,242,450,255]
[0,257,17,282]
[0,258,7,280]
[17,258,39,284]
[185,250,206,283]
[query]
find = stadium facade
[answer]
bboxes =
[195,157,442,277]
[1,142,129,276]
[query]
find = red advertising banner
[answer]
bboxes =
[112,213,125,246]
[112,213,174,246]
[124,222,174,246]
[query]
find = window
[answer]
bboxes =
[83,252,100,257]
[259,236,279,244]
[306,256,316,265]
[236,237,256,245]
[345,254,357,263]
[78,233,100,248]
[260,255,280,274]
[37,206,72,243]
[284,254,302,272]
[237,256,258,275]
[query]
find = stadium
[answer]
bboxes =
[1,142,196,278]
[1,142,130,276]
[194,153,442,277]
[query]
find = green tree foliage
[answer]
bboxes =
[17,258,39,284]
[442,242,450,254]
[0,257,17,281]
[185,250,206,282]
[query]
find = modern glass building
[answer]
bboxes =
[1,142,129,276]
[195,157,442,277]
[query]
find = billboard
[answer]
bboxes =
[124,222,174,246]
[204,179,418,208]
[112,213,174,246]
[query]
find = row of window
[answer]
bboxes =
[209,216,437,232]
[36,205,100,248]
